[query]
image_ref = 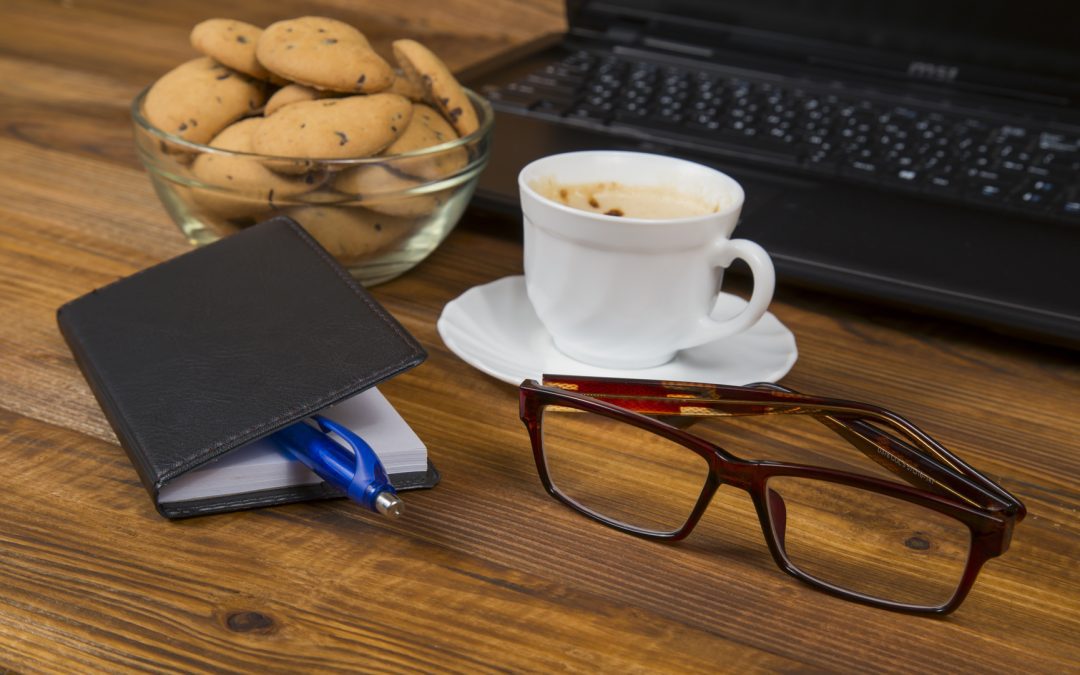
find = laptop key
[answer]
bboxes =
[567,101,612,119]
[924,168,964,194]
[806,153,839,173]
[484,87,537,109]
[615,101,650,117]
[532,98,576,116]
[506,81,577,106]
[888,168,921,185]
[966,168,1002,183]
[1014,190,1051,209]
[971,181,1007,202]
[525,74,574,90]
[841,159,881,178]
[541,64,585,81]
[999,159,1028,174]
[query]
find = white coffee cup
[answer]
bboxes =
[518,150,775,368]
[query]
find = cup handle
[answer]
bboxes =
[678,237,776,349]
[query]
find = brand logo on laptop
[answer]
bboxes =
[907,61,959,82]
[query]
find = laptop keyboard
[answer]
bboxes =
[484,50,1080,224]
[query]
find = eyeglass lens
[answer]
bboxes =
[540,406,710,535]
[766,476,971,607]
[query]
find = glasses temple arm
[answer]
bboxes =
[541,378,991,507]
[812,414,981,505]
[748,383,1023,515]
[729,383,977,502]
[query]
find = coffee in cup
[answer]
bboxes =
[518,150,775,369]
[528,178,728,219]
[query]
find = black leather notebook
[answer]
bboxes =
[57,216,437,518]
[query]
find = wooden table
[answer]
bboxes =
[2,1,1077,672]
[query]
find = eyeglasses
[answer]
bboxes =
[518,374,1025,615]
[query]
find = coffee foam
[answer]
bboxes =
[530,178,728,220]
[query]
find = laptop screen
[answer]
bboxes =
[570,1,1079,105]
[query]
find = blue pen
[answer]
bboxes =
[269,415,403,517]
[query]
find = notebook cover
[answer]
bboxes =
[57,216,432,518]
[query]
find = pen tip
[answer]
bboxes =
[375,491,404,517]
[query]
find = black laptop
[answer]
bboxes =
[463,0,1080,348]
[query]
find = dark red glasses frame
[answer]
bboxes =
[518,374,1026,615]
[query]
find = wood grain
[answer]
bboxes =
[1,1,1077,672]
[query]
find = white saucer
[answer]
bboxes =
[437,276,798,385]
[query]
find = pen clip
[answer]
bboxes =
[312,415,395,506]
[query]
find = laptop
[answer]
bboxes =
[462,0,1080,348]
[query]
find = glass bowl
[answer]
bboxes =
[131,87,493,285]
